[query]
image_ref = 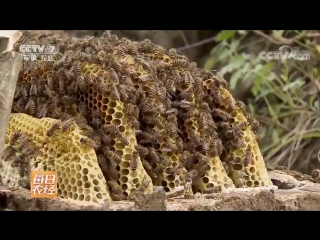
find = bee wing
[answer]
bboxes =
[24,98,33,110]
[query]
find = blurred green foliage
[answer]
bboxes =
[204,30,320,173]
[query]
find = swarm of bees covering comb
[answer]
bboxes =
[0,30,272,202]
[1,113,112,202]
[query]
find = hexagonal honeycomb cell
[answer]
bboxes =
[0,113,112,202]
[6,31,272,199]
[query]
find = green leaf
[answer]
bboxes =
[313,68,319,79]
[229,39,240,52]
[217,48,231,61]
[272,130,279,144]
[309,95,316,110]
[230,69,243,90]
[272,30,285,39]
[204,58,215,70]
[215,30,236,42]
[248,103,255,114]
[280,74,288,82]
[237,30,247,35]
[229,55,245,70]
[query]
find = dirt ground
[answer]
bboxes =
[1,170,320,211]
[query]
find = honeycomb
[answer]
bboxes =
[0,113,112,202]
[220,88,272,187]
[3,31,272,201]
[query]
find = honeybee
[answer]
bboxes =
[18,179,31,190]
[106,151,122,165]
[168,166,182,176]
[162,140,177,153]
[141,175,151,190]
[38,100,51,118]
[126,103,139,118]
[108,85,120,101]
[208,137,223,157]
[212,87,222,105]
[206,186,222,194]
[244,150,253,167]
[235,100,246,114]
[194,152,209,166]
[29,78,38,96]
[24,97,36,115]
[72,62,82,77]
[21,84,30,102]
[171,100,193,108]
[139,39,153,52]
[179,151,191,169]
[246,115,260,132]
[2,146,16,161]
[176,137,184,154]
[225,97,236,110]
[103,124,120,136]
[189,129,201,145]
[142,116,161,126]
[149,148,160,164]
[80,137,100,150]
[213,74,228,88]
[20,147,36,159]
[142,159,157,178]
[98,154,108,173]
[109,68,119,83]
[135,145,149,158]
[170,59,188,68]
[118,85,129,102]
[43,84,56,98]
[9,131,22,146]
[61,118,75,132]
[201,142,209,155]
[218,122,231,130]
[18,162,27,178]
[76,76,87,92]
[127,116,140,130]
[91,110,101,129]
[224,155,236,164]
[97,129,112,145]
[184,182,194,199]
[186,169,199,181]
[117,133,130,146]
[230,133,244,149]
[16,136,30,151]
[107,180,122,195]
[78,102,89,119]
[212,109,229,121]
[130,152,139,170]
[166,123,178,139]
[47,120,61,137]
[135,57,153,72]
[197,164,210,176]
[168,48,178,59]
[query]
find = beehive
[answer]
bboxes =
[78,63,153,197]
[0,113,112,202]
[130,61,187,192]
[174,77,234,194]
[2,31,272,201]
[219,88,272,187]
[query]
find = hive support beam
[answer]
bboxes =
[0,31,23,158]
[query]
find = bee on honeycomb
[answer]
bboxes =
[4,31,272,201]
